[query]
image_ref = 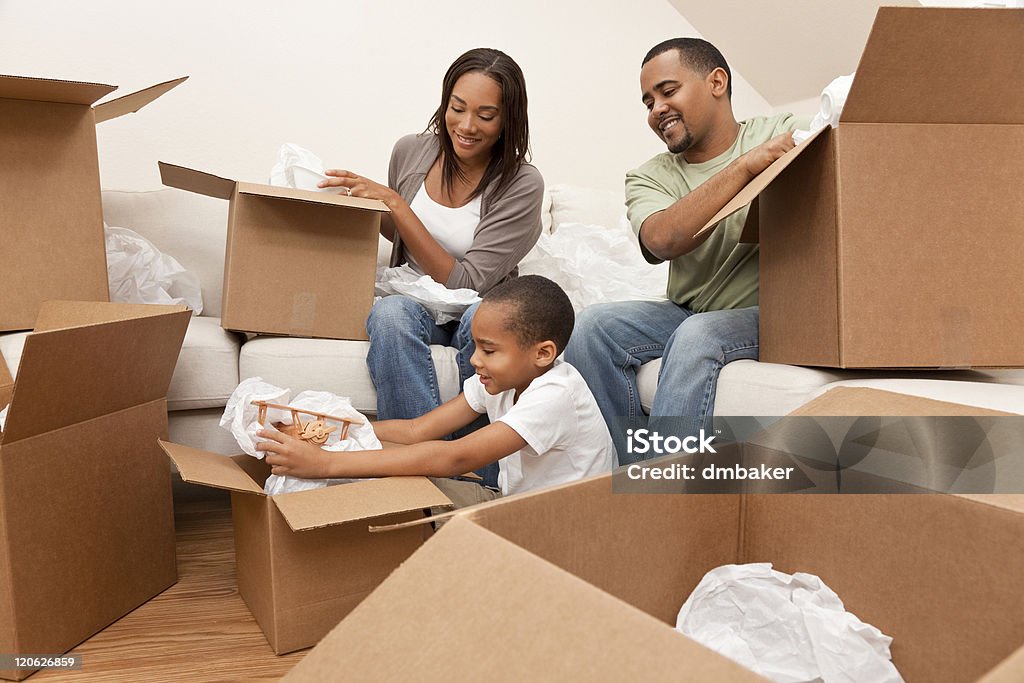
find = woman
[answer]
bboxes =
[319,48,544,430]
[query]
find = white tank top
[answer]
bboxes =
[406,182,482,275]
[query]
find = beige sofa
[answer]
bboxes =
[2,185,1022,457]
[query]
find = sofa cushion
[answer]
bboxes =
[637,360,1024,417]
[168,316,244,411]
[239,337,462,415]
[816,371,1024,414]
[547,184,626,234]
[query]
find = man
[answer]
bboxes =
[565,38,809,464]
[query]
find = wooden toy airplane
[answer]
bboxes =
[252,400,362,444]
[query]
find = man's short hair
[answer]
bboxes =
[642,38,732,98]
[482,275,574,353]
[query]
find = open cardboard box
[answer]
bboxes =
[286,388,1024,682]
[158,441,452,654]
[0,301,189,681]
[698,6,1024,369]
[0,74,186,332]
[159,162,388,341]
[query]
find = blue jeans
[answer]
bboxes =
[365,295,498,486]
[564,301,759,465]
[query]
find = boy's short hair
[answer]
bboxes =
[482,275,574,353]
[642,37,732,98]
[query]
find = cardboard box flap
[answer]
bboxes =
[285,516,762,681]
[0,73,115,106]
[31,300,188,333]
[236,182,391,212]
[159,162,236,200]
[791,387,1020,417]
[1,307,189,444]
[158,440,266,495]
[93,76,187,124]
[272,476,452,532]
[697,126,828,237]
[0,353,12,413]
[842,7,1024,125]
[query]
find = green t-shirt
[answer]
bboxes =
[625,113,808,312]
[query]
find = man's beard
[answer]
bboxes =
[667,128,694,154]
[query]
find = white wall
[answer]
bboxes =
[0,0,780,194]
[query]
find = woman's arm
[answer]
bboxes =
[443,165,544,293]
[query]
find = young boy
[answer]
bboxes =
[256,275,615,506]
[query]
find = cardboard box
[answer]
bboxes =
[700,7,1024,368]
[0,74,187,332]
[158,162,388,341]
[0,301,189,681]
[158,441,452,653]
[287,389,1024,682]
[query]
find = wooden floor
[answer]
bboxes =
[34,495,306,682]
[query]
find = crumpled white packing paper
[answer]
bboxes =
[220,377,381,495]
[105,225,203,314]
[268,142,339,193]
[519,218,668,312]
[375,264,481,325]
[676,563,904,683]
[792,74,855,145]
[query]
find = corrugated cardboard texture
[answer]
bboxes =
[31,300,187,332]
[284,515,764,682]
[467,476,740,625]
[158,162,235,200]
[272,476,452,530]
[790,387,1019,418]
[236,493,430,654]
[159,441,265,495]
[237,182,390,212]
[3,307,189,443]
[979,643,1024,683]
[758,127,840,366]
[0,355,12,411]
[0,400,176,680]
[92,77,187,124]
[835,122,1024,367]
[843,8,1024,125]
[221,194,379,340]
[0,74,113,106]
[743,495,1024,683]
[0,100,108,331]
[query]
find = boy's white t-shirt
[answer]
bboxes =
[462,360,615,496]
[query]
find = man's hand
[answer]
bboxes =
[256,428,333,479]
[740,132,796,179]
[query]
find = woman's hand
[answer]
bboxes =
[319,169,400,209]
[255,428,333,479]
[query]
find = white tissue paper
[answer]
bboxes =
[269,143,338,193]
[792,73,855,145]
[375,264,481,325]
[105,225,203,314]
[220,377,382,495]
[519,218,669,312]
[0,404,7,432]
[676,563,903,683]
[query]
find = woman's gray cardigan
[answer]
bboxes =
[386,133,544,295]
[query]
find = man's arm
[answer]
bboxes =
[257,421,527,480]
[371,394,482,444]
[639,132,796,261]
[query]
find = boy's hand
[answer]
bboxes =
[256,428,332,479]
